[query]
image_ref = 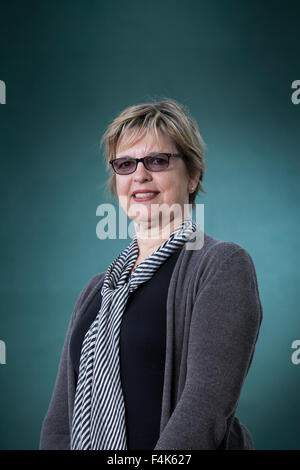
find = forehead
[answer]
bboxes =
[116,128,176,155]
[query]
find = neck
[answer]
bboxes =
[133,214,190,260]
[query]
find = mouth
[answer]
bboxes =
[132,191,160,202]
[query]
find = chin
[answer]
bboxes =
[132,214,154,225]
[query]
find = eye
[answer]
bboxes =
[116,158,134,169]
[148,157,167,165]
[119,160,131,168]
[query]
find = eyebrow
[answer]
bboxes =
[116,152,161,159]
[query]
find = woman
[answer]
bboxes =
[39,99,263,450]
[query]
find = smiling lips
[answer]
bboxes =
[132,191,160,202]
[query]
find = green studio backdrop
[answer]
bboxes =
[0,0,299,450]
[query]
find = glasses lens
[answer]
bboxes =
[113,157,136,174]
[145,154,169,171]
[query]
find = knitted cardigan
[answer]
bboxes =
[39,232,263,450]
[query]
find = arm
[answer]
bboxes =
[154,248,263,450]
[39,273,105,450]
[39,308,76,450]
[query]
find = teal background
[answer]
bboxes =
[0,0,299,450]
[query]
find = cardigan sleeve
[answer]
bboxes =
[154,247,263,450]
[39,309,76,450]
[39,273,105,450]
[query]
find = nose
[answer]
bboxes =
[133,160,152,182]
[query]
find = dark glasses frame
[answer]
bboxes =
[109,153,185,175]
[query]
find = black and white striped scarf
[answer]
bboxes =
[71,217,197,450]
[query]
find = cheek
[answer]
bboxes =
[164,181,188,204]
[166,178,182,194]
[116,178,128,195]
[159,174,175,192]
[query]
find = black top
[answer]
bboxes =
[70,247,182,450]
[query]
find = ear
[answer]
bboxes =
[189,170,201,192]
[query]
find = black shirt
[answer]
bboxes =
[70,247,182,450]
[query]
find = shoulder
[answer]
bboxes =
[183,232,258,290]
[187,231,252,265]
[71,272,106,325]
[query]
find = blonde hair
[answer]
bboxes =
[100,98,207,210]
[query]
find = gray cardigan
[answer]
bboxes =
[39,232,263,450]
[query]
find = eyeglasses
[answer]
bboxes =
[109,153,185,175]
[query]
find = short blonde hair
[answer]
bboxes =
[100,98,207,210]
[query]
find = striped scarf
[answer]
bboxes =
[71,217,197,450]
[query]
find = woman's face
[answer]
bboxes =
[115,129,197,228]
